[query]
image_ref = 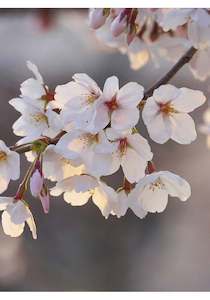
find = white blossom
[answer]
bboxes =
[9,97,63,144]
[54,130,117,177]
[112,188,148,219]
[55,73,102,133]
[51,174,99,206]
[135,171,191,213]
[0,197,37,239]
[0,140,20,194]
[142,84,206,144]
[105,128,153,183]
[92,76,144,131]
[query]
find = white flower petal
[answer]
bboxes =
[127,133,153,161]
[103,76,119,100]
[153,84,180,103]
[64,190,91,206]
[140,185,169,213]
[117,82,144,107]
[2,211,25,238]
[171,113,197,144]
[160,171,191,201]
[111,107,139,131]
[121,148,147,183]
[171,88,206,113]
[92,182,117,218]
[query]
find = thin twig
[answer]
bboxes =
[143,46,197,100]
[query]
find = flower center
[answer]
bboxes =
[0,151,7,161]
[158,102,179,115]
[149,178,165,191]
[119,138,128,155]
[29,113,49,126]
[105,94,119,113]
[86,90,100,104]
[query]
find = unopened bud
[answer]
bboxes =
[111,14,127,37]
[30,169,44,197]
[88,8,107,30]
[39,184,50,214]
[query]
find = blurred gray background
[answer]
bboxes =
[0,8,210,291]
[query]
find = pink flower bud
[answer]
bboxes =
[88,8,106,30]
[39,185,50,214]
[30,169,43,197]
[111,14,127,37]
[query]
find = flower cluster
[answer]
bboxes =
[88,8,210,80]
[0,59,206,240]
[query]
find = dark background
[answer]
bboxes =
[0,8,210,291]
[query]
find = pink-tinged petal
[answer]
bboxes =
[153,84,180,103]
[121,148,147,183]
[88,8,106,30]
[145,113,172,144]
[39,192,50,214]
[117,82,144,107]
[110,14,127,37]
[171,88,206,113]
[103,76,119,101]
[111,107,139,131]
[171,113,197,144]
[30,170,44,197]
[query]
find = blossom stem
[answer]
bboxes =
[143,46,197,100]
[10,131,66,155]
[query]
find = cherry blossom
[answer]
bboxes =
[92,76,144,131]
[0,197,37,239]
[54,129,117,177]
[0,140,20,194]
[55,73,102,133]
[51,174,99,206]
[20,61,54,110]
[9,96,63,144]
[135,171,191,213]
[142,84,206,144]
[112,188,148,219]
[105,128,153,183]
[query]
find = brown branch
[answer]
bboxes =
[143,46,197,100]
